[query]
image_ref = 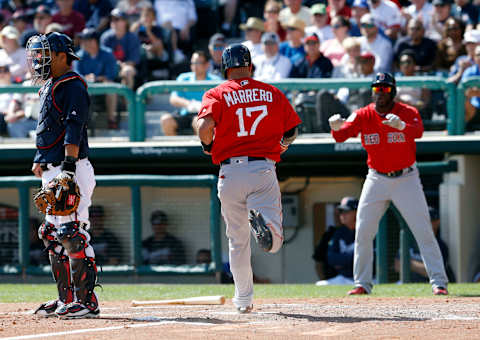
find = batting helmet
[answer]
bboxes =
[221,43,251,78]
[371,72,396,96]
[26,32,79,83]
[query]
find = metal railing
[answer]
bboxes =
[0,174,221,276]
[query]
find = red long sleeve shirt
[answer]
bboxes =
[331,102,424,173]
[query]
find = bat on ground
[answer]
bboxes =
[131,295,226,307]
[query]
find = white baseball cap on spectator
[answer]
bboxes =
[360,13,376,27]
[261,32,280,44]
[0,25,19,40]
[464,29,480,44]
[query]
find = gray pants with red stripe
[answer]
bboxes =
[218,157,284,309]
[354,165,448,293]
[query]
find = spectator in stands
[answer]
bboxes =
[89,205,123,266]
[395,206,455,283]
[74,0,113,34]
[153,0,197,60]
[395,50,431,114]
[263,0,286,42]
[6,75,38,138]
[326,0,352,24]
[163,50,221,136]
[29,217,49,266]
[254,32,292,81]
[448,29,480,84]
[290,33,333,78]
[434,17,466,74]
[461,45,480,131]
[349,0,369,37]
[452,0,478,31]
[306,4,334,43]
[11,10,29,38]
[473,270,480,283]
[0,62,26,137]
[402,0,434,35]
[240,17,265,60]
[368,0,403,42]
[219,0,237,37]
[426,0,454,42]
[333,36,361,77]
[75,27,119,129]
[20,5,52,47]
[279,0,312,26]
[394,18,438,73]
[279,17,306,66]
[358,13,393,73]
[116,0,151,25]
[207,33,226,79]
[142,210,186,265]
[320,15,350,67]
[132,6,171,81]
[314,197,358,285]
[100,8,141,89]
[195,248,211,264]
[52,0,85,39]
[0,25,27,82]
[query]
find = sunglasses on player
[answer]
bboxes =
[372,86,392,93]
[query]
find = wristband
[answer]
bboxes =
[201,141,213,152]
[61,156,77,173]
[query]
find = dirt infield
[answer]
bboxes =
[1,297,479,340]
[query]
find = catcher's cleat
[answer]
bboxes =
[55,302,100,319]
[433,287,448,296]
[236,305,253,314]
[347,286,369,295]
[249,210,273,252]
[34,299,63,317]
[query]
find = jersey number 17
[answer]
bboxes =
[236,105,268,137]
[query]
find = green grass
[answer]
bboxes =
[1,284,480,303]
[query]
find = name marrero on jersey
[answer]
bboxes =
[223,88,273,107]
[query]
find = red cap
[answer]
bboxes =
[359,51,375,60]
[305,33,320,43]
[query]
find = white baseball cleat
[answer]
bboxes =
[55,302,100,319]
[34,299,64,317]
[236,305,253,314]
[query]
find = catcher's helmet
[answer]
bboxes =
[221,43,251,78]
[371,72,396,96]
[26,32,79,83]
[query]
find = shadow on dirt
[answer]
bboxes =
[275,312,427,323]
[97,315,242,324]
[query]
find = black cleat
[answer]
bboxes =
[34,300,61,317]
[249,210,273,252]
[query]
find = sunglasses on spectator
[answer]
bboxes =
[332,24,345,29]
[213,45,224,51]
[400,59,414,65]
[191,61,206,65]
[372,86,392,93]
[265,9,279,14]
[286,27,298,31]
[361,23,375,29]
[306,41,319,45]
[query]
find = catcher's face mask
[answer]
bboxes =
[26,35,52,84]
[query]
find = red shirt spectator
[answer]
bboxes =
[52,0,85,38]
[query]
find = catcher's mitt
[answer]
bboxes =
[33,175,81,216]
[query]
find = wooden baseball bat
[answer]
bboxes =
[131,295,226,307]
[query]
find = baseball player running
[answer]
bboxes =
[197,44,301,313]
[328,72,449,296]
[27,32,99,318]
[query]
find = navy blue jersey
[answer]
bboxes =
[34,71,90,163]
[327,225,355,278]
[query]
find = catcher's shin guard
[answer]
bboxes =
[70,256,99,311]
[57,221,89,257]
[37,222,74,305]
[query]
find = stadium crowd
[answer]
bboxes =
[0,0,479,136]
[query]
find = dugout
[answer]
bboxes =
[0,135,479,284]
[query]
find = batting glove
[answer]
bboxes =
[328,114,345,131]
[382,113,406,130]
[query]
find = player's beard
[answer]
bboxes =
[373,92,394,113]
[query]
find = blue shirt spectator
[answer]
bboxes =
[74,46,118,81]
[461,63,480,108]
[100,28,141,65]
[279,41,306,65]
[172,71,221,116]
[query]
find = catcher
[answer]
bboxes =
[27,32,99,318]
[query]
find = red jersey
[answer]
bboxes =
[331,102,423,173]
[52,11,85,39]
[198,77,301,165]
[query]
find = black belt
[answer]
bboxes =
[376,166,413,178]
[40,161,61,171]
[220,156,266,165]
